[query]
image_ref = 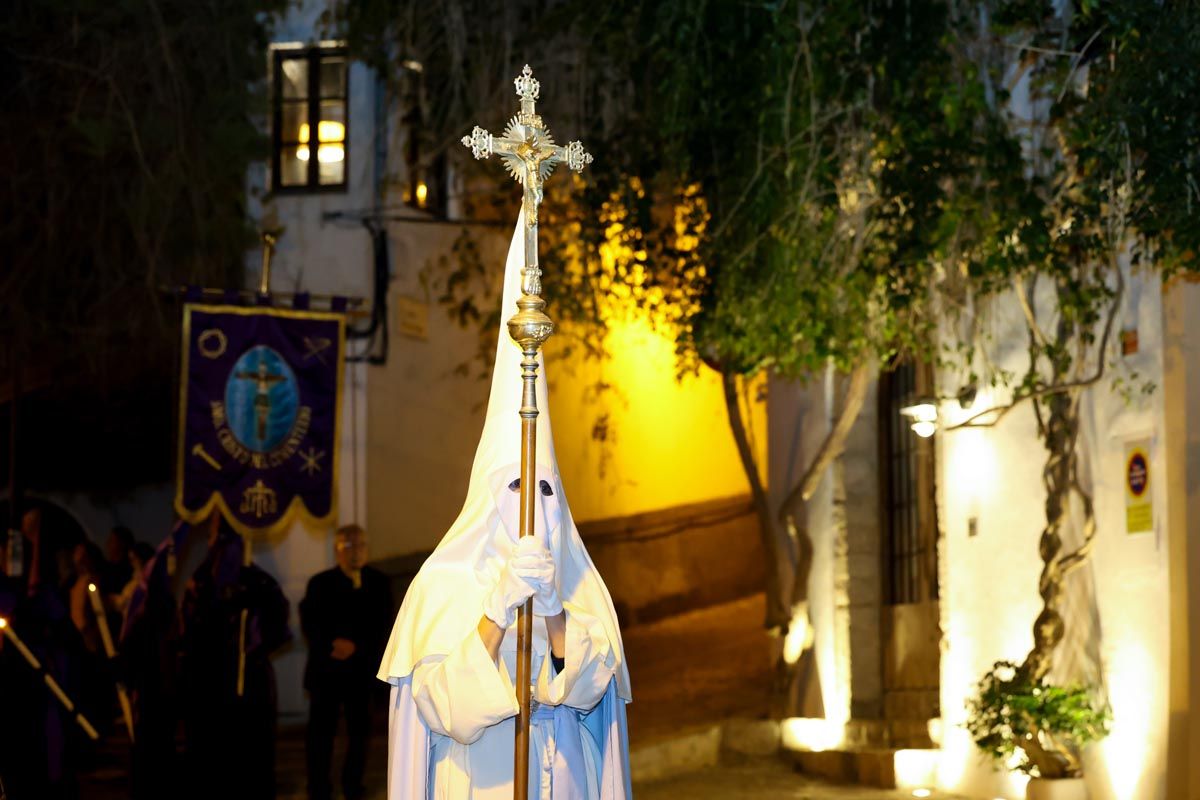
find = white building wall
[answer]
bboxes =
[768,368,880,725]
[245,0,379,716]
[936,273,1171,800]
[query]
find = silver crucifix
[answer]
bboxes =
[461,64,592,296]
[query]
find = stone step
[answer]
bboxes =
[787,746,940,791]
[788,748,897,788]
[631,716,939,789]
[888,718,936,749]
[850,715,936,749]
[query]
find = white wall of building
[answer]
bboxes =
[936,273,1171,800]
[768,368,881,725]
[245,0,379,715]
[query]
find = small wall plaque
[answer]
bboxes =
[396,295,429,341]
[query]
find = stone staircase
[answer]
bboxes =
[630,714,942,791]
[786,713,942,790]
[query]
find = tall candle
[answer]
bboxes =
[0,618,99,740]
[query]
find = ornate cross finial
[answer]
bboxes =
[460,65,592,298]
[514,64,542,128]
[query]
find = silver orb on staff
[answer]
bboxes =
[461,64,591,800]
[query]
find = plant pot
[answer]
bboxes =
[1026,777,1088,800]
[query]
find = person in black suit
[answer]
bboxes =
[300,524,393,800]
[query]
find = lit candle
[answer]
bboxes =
[86,583,117,658]
[86,584,136,742]
[0,618,99,740]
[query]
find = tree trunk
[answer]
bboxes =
[773,363,870,716]
[721,371,793,631]
[1013,288,1105,778]
[1020,387,1077,685]
[720,364,871,715]
[778,363,872,514]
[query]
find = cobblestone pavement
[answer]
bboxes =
[634,759,966,800]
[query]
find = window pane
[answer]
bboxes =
[281,101,308,144]
[320,57,347,98]
[318,100,346,139]
[280,58,308,99]
[319,157,344,185]
[280,146,308,186]
[316,99,347,182]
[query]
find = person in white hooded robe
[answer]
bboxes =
[378,212,633,800]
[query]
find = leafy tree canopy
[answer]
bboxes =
[0,0,286,489]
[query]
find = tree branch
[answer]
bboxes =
[777,361,872,520]
[947,267,1124,431]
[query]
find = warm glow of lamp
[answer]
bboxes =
[415,181,429,207]
[0,617,7,629]
[296,121,346,163]
[781,718,845,753]
[900,399,939,438]
[88,583,97,593]
[782,607,812,665]
[1101,641,1154,799]
[895,749,939,791]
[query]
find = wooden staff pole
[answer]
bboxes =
[461,65,592,800]
[511,338,544,800]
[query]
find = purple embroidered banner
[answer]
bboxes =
[175,304,345,536]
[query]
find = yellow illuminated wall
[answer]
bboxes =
[545,316,767,522]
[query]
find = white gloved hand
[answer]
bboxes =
[483,536,547,629]
[526,543,562,618]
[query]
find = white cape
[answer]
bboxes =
[379,212,632,799]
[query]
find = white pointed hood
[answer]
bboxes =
[379,212,631,701]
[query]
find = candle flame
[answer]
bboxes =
[88,583,98,593]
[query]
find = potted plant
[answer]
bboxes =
[966,661,1111,800]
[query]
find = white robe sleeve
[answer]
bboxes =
[411,629,519,745]
[534,601,617,711]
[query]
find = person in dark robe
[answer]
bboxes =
[180,519,290,800]
[101,525,134,596]
[120,522,187,800]
[300,524,393,800]
[0,507,87,800]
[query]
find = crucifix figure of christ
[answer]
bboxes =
[234,360,285,443]
[462,64,592,298]
[461,64,592,800]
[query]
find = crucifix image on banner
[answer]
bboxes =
[174,304,346,537]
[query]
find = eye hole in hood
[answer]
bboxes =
[506,478,554,496]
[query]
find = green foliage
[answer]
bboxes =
[967,660,1111,778]
[937,0,1200,401]
[0,0,286,488]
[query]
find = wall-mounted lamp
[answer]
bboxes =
[900,399,939,438]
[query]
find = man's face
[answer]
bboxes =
[335,532,368,572]
[72,543,89,574]
[105,533,126,564]
[20,509,41,541]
